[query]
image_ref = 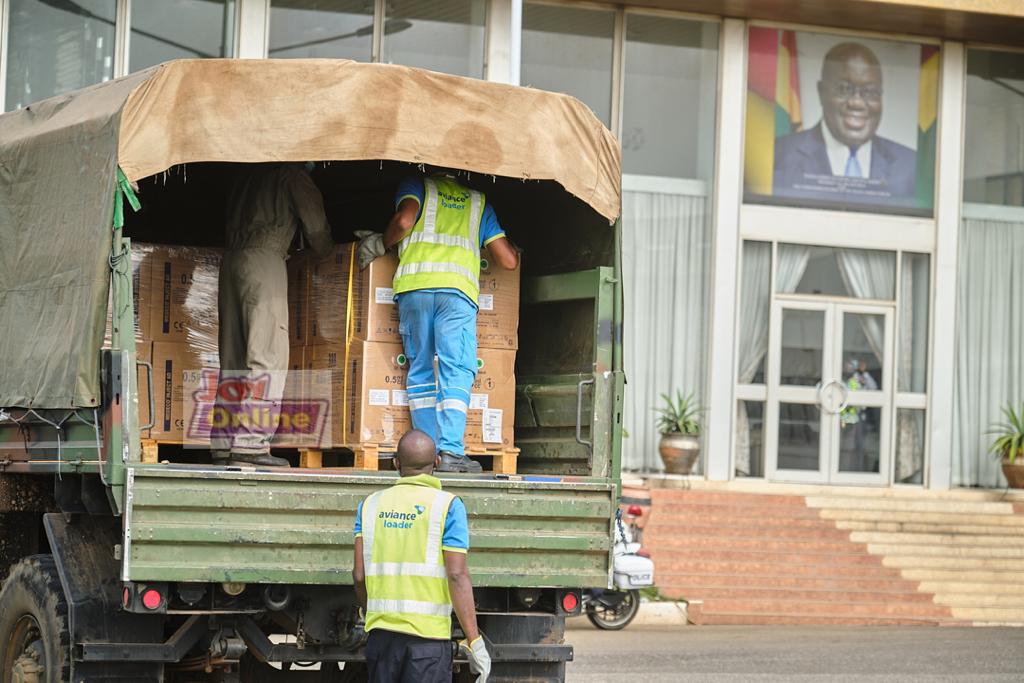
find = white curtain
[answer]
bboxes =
[953,214,1024,488]
[621,189,710,471]
[734,243,809,476]
[836,250,895,359]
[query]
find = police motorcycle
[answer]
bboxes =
[582,505,654,630]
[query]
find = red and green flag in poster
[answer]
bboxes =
[745,27,802,196]
[916,45,939,209]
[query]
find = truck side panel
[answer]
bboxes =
[125,466,613,587]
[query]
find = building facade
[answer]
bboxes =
[4,0,1022,491]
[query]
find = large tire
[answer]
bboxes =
[0,555,70,683]
[585,589,640,631]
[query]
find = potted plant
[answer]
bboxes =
[989,401,1024,489]
[656,391,703,474]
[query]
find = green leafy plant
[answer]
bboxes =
[655,391,702,436]
[988,401,1024,464]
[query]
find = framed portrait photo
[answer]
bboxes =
[743,27,939,217]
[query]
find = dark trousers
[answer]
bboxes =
[366,628,453,683]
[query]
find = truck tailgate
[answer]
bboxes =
[124,466,614,587]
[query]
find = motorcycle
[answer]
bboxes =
[583,504,655,630]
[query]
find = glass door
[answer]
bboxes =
[766,299,894,484]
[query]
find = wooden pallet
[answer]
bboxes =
[299,443,519,474]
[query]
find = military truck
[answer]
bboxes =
[0,59,623,682]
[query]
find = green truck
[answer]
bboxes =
[0,60,623,682]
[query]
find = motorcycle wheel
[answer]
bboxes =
[585,589,640,631]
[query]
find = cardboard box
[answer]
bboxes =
[104,243,155,345]
[150,341,220,442]
[150,246,221,349]
[308,245,355,346]
[287,253,310,345]
[476,250,520,350]
[464,347,516,448]
[350,252,401,344]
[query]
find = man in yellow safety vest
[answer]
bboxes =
[356,170,518,472]
[353,429,491,682]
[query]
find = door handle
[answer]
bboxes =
[137,360,155,431]
[817,379,848,415]
[575,377,595,452]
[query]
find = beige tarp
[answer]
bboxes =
[0,59,620,408]
[119,59,621,222]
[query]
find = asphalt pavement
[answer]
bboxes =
[564,622,1024,681]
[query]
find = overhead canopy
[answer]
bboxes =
[0,59,621,408]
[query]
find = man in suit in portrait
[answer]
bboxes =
[773,42,916,204]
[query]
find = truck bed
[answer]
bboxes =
[124,465,614,588]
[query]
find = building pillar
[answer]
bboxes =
[236,0,269,59]
[703,18,746,481]
[927,41,966,490]
[485,0,520,84]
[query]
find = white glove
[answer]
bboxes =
[354,230,386,270]
[459,636,491,683]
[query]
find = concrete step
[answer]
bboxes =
[665,585,937,604]
[807,496,1016,516]
[934,593,1024,608]
[693,597,953,619]
[848,530,1024,546]
[653,547,882,566]
[651,502,823,519]
[647,534,865,554]
[651,490,808,507]
[836,519,1024,536]
[949,607,1024,624]
[918,580,1024,596]
[686,604,954,626]
[656,571,922,593]
[900,568,1024,583]
[822,508,1024,527]
[646,521,851,540]
[867,542,1024,558]
[655,559,901,579]
[883,554,1024,571]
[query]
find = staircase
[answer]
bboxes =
[645,487,1024,626]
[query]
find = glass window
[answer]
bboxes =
[781,244,896,299]
[738,240,771,385]
[898,252,929,393]
[382,0,486,78]
[964,49,1024,207]
[622,15,718,179]
[521,3,614,126]
[269,1,374,61]
[743,27,937,216]
[896,408,925,484]
[735,400,765,478]
[130,1,237,71]
[5,0,116,111]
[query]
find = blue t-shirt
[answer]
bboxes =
[354,496,469,553]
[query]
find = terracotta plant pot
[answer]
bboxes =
[1002,458,1024,489]
[658,433,700,474]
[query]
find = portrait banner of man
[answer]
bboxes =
[743,27,938,216]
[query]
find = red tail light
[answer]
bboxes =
[627,504,643,517]
[561,592,579,612]
[142,589,162,610]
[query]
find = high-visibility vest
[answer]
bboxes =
[360,477,456,639]
[393,176,484,302]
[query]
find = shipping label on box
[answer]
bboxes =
[476,250,520,350]
[151,246,221,349]
[465,348,516,448]
[309,245,353,346]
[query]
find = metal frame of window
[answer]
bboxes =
[0,0,9,112]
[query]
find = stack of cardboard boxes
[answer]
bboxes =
[288,245,520,450]
[107,244,222,443]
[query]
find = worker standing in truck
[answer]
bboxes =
[356,170,518,473]
[213,162,333,467]
[353,429,491,682]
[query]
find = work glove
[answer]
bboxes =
[354,230,386,270]
[459,636,491,683]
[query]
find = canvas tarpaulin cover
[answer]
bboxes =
[0,59,621,408]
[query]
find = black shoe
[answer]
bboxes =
[225,452,291,468]
[436,451,482,473]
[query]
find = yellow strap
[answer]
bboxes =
[342,243,356,447]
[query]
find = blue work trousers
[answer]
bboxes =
[397,290,477,455]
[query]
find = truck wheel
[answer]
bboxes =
[0,555,70,683]
[585,589,640,631]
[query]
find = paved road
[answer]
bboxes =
[565,623,1024,681]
